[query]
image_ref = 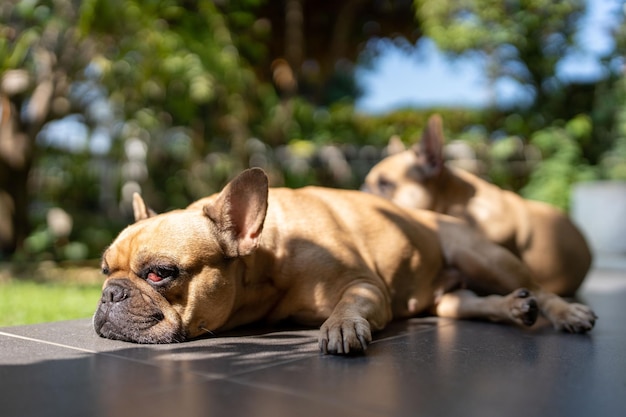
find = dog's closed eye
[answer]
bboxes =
[147,271,164,283]
[143,265,180,285]
[377,176,396,195]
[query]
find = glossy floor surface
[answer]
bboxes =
[1,267,625,417]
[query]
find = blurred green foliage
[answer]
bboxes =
[0,0,625,263]
[520,115,599,210]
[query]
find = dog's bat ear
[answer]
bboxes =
[385,135,406,155]
[203,168,269,257]
[132,193,157,222]
[413,114,444,177]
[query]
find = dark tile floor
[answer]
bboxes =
[1,267,625,417]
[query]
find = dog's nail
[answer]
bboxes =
[320,339,328,354]
[358,335,368,351]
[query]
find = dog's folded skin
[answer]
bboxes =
[94,168,596,355]
[94,278,186,343]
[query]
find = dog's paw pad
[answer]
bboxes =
[520,298,539,326]
[507,289,538,326]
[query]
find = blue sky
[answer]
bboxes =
[356,0,624,114]
[42,0,623,153]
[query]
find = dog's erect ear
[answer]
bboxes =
[413,114,444,177]
[386,135,406,155]
[203,168,269,257]
[132,193,157,222]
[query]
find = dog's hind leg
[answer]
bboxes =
[434,288,539,327]
[438,219,597,333]
[533,292,597,333]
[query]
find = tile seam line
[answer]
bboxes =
[0,330,325,380]
[0,318,452,370]
[0,330,100,354]
[0,330,231,379]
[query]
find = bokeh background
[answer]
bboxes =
[0,0,625,275]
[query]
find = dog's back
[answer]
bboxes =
[445,167,591,295]
[256,187,445,319]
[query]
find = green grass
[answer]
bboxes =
[0,280,102,327]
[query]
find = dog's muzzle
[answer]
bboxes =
[93,278,184,343]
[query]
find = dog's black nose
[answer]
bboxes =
[101,284,128,304]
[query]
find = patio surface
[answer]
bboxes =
[1,266,625,417]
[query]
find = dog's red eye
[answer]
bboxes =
[143,265,179,284]
[147,272,163,283]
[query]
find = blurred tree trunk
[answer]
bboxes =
[0,82,34,255]
[254,0,418,104]
[0,51,57,256]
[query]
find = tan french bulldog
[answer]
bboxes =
[94,168,596,354]
[362,115,593,297]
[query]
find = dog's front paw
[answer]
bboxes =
[506,288,539,326]
[319,316,372,355]
[552,303,597,333]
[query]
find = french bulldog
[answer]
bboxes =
[94,168,596,354]
[362,115,593,296]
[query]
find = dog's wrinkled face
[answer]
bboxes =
[93,210,240,343]
[362,114,445,211]
[362,150,436,210]
[94,169,268,344]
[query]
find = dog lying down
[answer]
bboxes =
[362,114,592,297]
[94,168,596,355]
